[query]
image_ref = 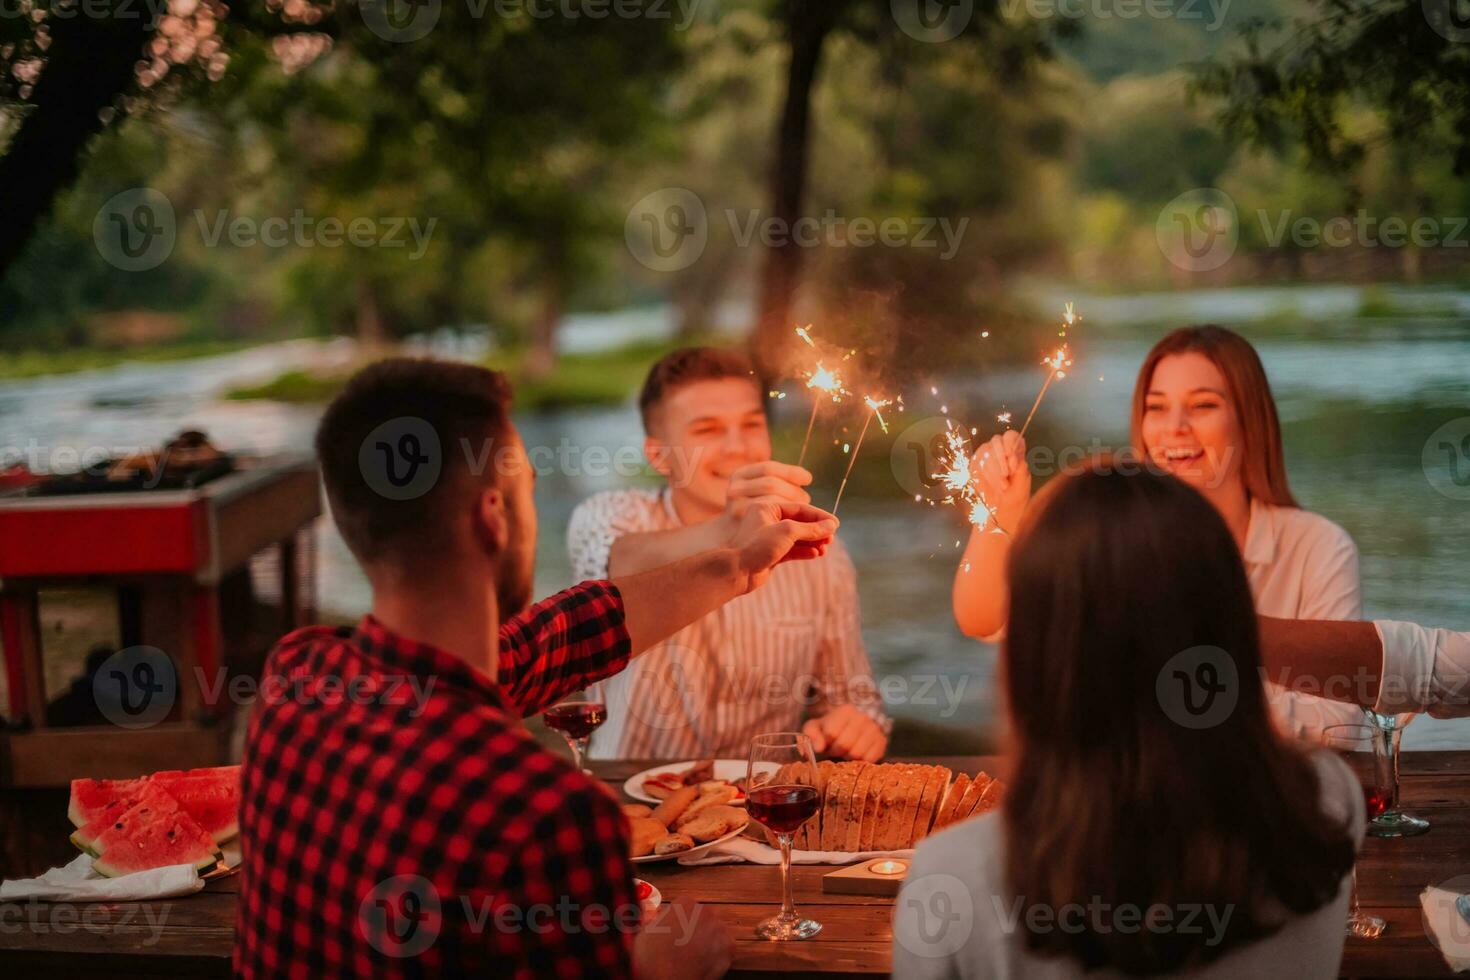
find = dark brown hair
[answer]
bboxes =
[1003,460,1354,974]
[1131,324,1298,508]
[637,346,759,432]
[315,358,513,568]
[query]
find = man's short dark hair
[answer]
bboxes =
[315,358,513,568]
[637,346,759,432]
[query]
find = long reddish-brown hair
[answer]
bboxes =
[1003,460,1354,974]
[1130,325,1298,508]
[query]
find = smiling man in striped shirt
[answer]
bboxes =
[568,347,891,762]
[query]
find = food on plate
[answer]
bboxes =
[650,785,700,826]
[628,817,669,857]
[67,765,241,874]
[679,759,715,785]
[88,783,223,877]
[679,804,748,843]
[640,773,684,800]
[621,803,654,820]
[750,761,1006,852]
[653,833,694,855]
[673,785,740,829]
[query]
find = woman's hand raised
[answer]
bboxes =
[972,430,1031,533]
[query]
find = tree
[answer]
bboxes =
[1196,0,1470,176]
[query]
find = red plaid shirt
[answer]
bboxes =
[235,582,636,979]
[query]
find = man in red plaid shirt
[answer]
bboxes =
[235,359,838,979]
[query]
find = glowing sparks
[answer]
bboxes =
[922,420,1004,534]
[863,394,893,434]
[969,499,993,529]
[996,411,1012,425]
[795,325,815,348]
[1019,303,1082,437]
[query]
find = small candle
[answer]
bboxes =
[868,859,908,876]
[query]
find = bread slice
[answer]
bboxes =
[844,763,878,851]
[972,774,1004,817]
[808,761,837,850]
[817,758,852,852]
[953,772,992,825]
[909,766,951,846]
[793,761,822,850]
[869,765,905,849]
[819,762,857,851]
[857,764,889,850]
[932,772,969,831]
[896,766,927,847]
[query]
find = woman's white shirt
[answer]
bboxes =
[1243,498,1367,739]
[892,749,1364,980]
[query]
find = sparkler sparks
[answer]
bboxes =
[923,420,1005,534]
[792,326,850,467]
[1018,303,1081,438]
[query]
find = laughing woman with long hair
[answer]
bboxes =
[898,462,1362,979]
[953,324,1363,738]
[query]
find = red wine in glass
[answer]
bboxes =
[1363,786,1391,821]
[748,785,819,836]
[544,702,607,740]
[544,700,606,773]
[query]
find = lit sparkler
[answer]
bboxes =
[832,394,891,514]
[797,361,847,467]
[1018,303,1081,438]
[927,420,1006,534]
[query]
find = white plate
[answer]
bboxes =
[629,822,749,864]
[622,759,749,804]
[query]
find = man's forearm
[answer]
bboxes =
[614,548,744,655]
[608,517,733,577]
[1257,616,1383,708]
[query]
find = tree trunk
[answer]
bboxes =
[751,0,847,380]
[355,278,389,351]
[0,11,153,280]
[525,259,562,378]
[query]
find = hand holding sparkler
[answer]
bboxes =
[971,431,1031,533]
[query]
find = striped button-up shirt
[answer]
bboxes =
[567,487,890,760]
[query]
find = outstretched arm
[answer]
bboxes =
[608,462,813,576]
[1257,617,1382,709]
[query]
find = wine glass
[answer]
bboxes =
[1361,710,1430,837]
[1321,723,1389,939]
[747,732,822,941]
[543,696,607,774]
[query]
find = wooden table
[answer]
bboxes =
[0,753,1466,977]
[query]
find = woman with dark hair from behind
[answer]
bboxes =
[895,460,1362,979]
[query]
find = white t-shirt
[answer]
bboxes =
[1244,498,1367,739]
[893,749,1364,980]
[566,487,890,759]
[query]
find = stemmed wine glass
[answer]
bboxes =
[747,732,822,941]
[1321,723,1390,939]
[1362,710,1430,837]
[543,696,607,774]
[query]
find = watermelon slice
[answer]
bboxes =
[90,784,222,878]
[150,766,241,843]
[68,777,145,829]
[68,765,241,849]
[71,785,150,855]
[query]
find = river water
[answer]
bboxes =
[3,285,1467,747]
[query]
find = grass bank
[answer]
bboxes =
[0,339,262,381]
[226,338,707,410]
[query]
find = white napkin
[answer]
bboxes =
[0,853,206,903]
[1420,885,1470,972]
[678,837,914,866]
